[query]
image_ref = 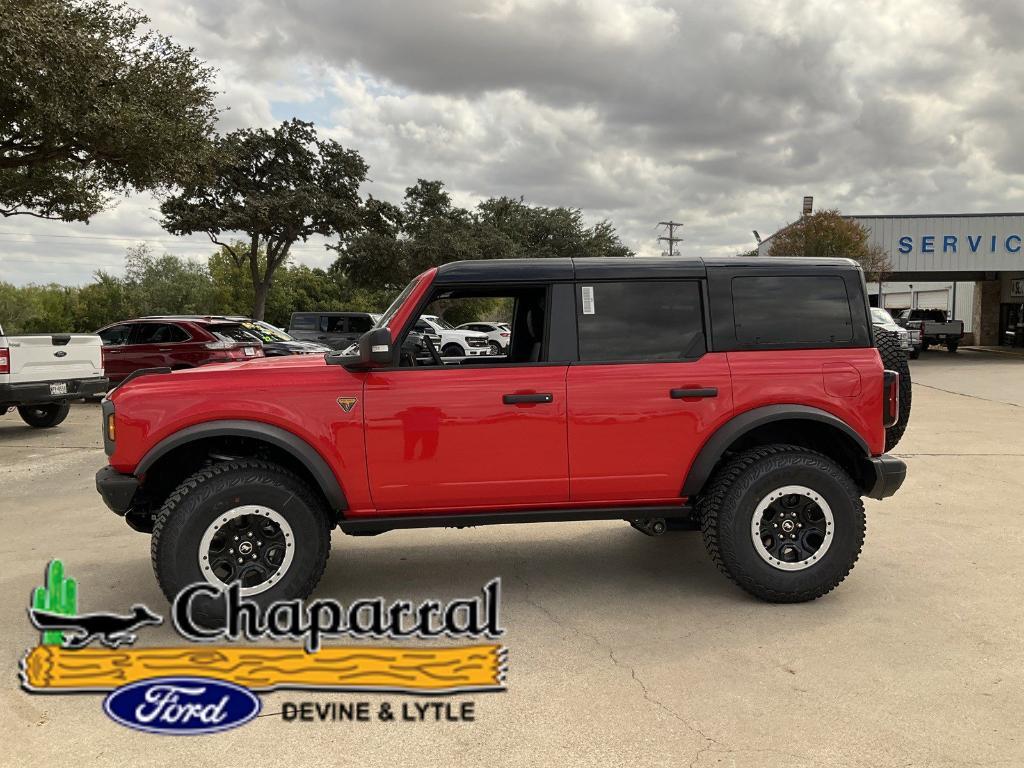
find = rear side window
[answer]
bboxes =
[576,280,705,362]
[348,315,373,334]
[290,314,316,330]
[320,316,347,333]
[133,323,189,344]
[732,276,853,345]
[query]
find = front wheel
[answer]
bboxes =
[698,445,865,603]
[488,341,501,355]
[441,343,464,357]
[17,402,70,428]
[151,460,331,624]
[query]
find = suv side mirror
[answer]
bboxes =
[352,327,393,369]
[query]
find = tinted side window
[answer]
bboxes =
[134,323,181,344]
[732,276,852,345]
[321,316,347,333]
[290,314,316,330]
[348,315,373,334]
[99,324,132,345]
[576,280,705,362]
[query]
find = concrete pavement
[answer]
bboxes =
[3,354,1023,767]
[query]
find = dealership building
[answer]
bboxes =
[757,205,1024,346]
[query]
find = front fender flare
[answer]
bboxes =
[681,404,870,498]
[135,420,347,513]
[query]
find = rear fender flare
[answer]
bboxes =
[681,405,870,497]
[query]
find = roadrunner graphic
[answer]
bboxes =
[337,396,358,413]
[29,605,162,649]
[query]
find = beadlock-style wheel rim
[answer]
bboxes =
[751,485,834,571]
[198,505,294,596]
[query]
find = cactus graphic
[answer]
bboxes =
[32,560,77,645]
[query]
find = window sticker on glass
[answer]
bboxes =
[581,286,595,315]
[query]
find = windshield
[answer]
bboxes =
[239,320,293,343]
[871,308,894,324]
[374,278,421,330]
[210,324,260,344]
[425,315,455,330]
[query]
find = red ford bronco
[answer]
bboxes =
[96,257,906,612]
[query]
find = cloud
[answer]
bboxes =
[5,0,1024,285]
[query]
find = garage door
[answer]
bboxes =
[917,289,949,311]
[884,292,911,310]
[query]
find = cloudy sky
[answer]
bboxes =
[4,0,1024,285]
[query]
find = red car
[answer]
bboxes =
[96,317,263,383]
[96,257,906,619]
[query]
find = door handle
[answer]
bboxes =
[158,348,172,352]
[670,387,718,399]
[503,393,553,405]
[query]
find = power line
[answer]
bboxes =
[657,220,684,256]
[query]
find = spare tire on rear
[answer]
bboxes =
[875,330,912,451]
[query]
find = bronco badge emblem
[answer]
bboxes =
[337,397,358,413]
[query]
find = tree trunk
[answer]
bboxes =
[252,280,269,320]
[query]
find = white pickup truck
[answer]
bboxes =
[0,324,108,428]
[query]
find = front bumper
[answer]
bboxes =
[96,465,139,515]
[865,454,907,500]
[0,377,108,407]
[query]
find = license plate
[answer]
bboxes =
[244,347,255,356]
[49,382,67,396]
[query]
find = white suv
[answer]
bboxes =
[456,322,511,355]
[415,316,491,357]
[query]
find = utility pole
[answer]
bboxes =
[658,220,684,256]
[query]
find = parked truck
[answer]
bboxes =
[0,324,108,427]
[894,309,964,352]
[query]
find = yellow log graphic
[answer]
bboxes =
[22,644,506,693]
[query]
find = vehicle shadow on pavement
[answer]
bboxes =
[317,524,744,604]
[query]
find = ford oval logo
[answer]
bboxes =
[53,350,67,358]
[103,676,260,735]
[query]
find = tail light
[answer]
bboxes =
[882,370,899,427]
[0,350,8,374]
[500,332,510,337]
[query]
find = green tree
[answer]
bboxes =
[767,209,892,281]
[0,0,217,221]
[333,180,634,293]
[161,119,368,320]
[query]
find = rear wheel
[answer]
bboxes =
[151,460,331,625]
[876,330,912,451]
[946,339,959,353]
[698,445,865,603]
[17,402,70,428]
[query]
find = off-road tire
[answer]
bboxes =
[876,330,912,451]
[441,343,465,357]
[17,402,70,428]
[697,445,865,603]
[151,460,331,625]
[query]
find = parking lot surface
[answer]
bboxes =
[3,351,1023,767]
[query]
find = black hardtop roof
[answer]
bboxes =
[434,256,860,283]
[290,310,377,317]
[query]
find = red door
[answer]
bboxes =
[566,356,734,503]
[363,366,569,513]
